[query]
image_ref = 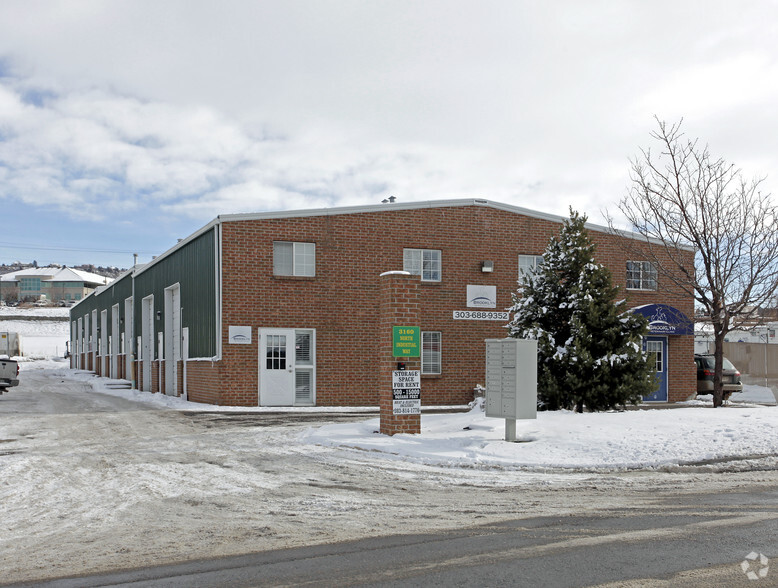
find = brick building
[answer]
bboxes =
[69,199,696,406]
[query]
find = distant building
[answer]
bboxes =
[0,267,111,303]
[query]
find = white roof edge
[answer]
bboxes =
[216,198,569,224]
[216,198,695,252]
[125,199,693,277]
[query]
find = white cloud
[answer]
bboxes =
[1,1,778,267]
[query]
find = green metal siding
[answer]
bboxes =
[133,228,217,359]
[70,273,132,339]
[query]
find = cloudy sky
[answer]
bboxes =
[1,1,777,268]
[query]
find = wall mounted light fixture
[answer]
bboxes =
[481,260,494,273]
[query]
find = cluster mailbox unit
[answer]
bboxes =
[485,338,538,441]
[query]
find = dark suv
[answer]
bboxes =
[695,354,743,398]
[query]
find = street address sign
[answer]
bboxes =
[393,326,420,357]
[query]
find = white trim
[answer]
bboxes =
[111,304,120,379]
[215,222,223,361]
[213,198,692,250]
[164,283,182,396]
[124,296,134,385]
[258,328,316,406]
[132,199,690,278]
[421,331,442,375]
[141,295,154,392]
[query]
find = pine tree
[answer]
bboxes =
[507,209,655,412]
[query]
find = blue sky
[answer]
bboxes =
[1,0,777,268]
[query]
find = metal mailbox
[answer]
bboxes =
[485,338,537,423]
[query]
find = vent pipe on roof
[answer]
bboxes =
[381,195,397,204]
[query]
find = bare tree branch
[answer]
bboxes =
[608,117,778,407]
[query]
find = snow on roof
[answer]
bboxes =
[0,267,112,285]
[57,267,112,285]
[1,267,58,281]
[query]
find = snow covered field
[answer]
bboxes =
[0,306,69,359]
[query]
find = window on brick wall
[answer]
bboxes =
[403,249,441,281]
[422,331,442,375]
[274,242,316,276]
[518,255,544,281]
[626,261,657,290]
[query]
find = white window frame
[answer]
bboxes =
[294,330,316,405]
[274,241,316,277]
[626,261,657,291]
[403,248,441,282]
[518,255,544,281]
[421,331,442,375]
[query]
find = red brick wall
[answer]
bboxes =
[210,204,696,406]
[152,362,160,394]
[668,335,696,402]
[186,361,222,404]
[379,272,421,435]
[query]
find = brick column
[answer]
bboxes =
[379,271,421,436]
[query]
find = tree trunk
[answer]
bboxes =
[712,331,725,408]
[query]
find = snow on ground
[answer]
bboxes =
[0,306,70,318]
[0,306,70,359]
[9,308,778,472]
[27,360,778,472]
[302,400,778,471]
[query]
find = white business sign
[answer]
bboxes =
[392,370,421,415]
[467,285,497,308]
[453,310,510,321]
[228,326,252,344]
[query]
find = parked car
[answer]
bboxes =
[695,354,743,398]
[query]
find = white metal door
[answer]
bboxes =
[181,327,189,401]
[141,296,153,392]
[164,285,181,396]
[111,304,119,378]
[76,318,82,369]
[90,310,97,369]
[259,329,296,406]
[124,297,133,383]
[100,309,108,376]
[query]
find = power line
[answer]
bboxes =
[0,242,157,254]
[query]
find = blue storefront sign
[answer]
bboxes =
[631,304,693,336]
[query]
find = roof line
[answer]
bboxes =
[133,198,694,277]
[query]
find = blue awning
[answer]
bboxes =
[631,304,693,336]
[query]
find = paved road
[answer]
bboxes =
[2,368,777,587]
[12,489,778,588]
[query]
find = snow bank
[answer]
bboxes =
[302,400,778,470]
[18,360,778,472]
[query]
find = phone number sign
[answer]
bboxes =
[452,310,510,321]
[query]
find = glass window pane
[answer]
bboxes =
[422,331,441,374]
[295,242,316,277]
[273,242,293,275]
[403,249,421,276]
[422,250,441,281]
[296,333,311,364]
[295,370,312,403]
